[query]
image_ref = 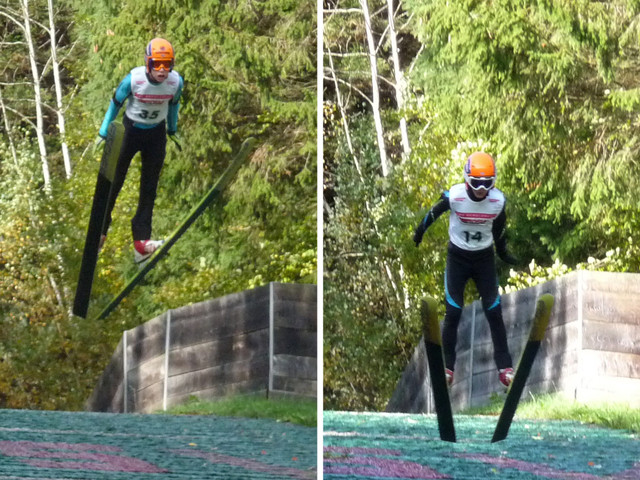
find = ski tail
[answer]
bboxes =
[491,293,554,443]
[421,296,456,443]
[72,122,124,318]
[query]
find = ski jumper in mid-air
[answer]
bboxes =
[96,37,184,263]
[413,152,518,388]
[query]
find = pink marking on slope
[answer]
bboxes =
[175,449,315,479]
[324,447,450,479]
[325,446,402,456]
[456,453,640,479]
[0,441,167,473]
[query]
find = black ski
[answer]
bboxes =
[73,122,124,318]
[421,296,456,443]
[491,293,554,443]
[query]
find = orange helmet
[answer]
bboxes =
[145,38,174,73]
[463,152,496,191]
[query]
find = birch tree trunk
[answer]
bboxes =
[21,0,51,191]
[325,49,364,181]
[47,0,71,178]
[386,0,411,160]
[0,87,20,170]
[360,0,389,177]
[326,45,405,307]
[325,0,411,310]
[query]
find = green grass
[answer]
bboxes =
[462,393,640,433]
[158,395,317,427]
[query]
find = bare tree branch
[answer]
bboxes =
[323,8,363,14]
[360,0,389,176]
[322,69,374,105]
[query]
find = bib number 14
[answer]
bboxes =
[464,231,483,243]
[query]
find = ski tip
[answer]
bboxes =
[539,293,554,306]
[107,120,124,135]
[420,296,441,344]
[240,137,257,152]
[530,294,554,341]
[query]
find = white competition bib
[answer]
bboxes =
[125,66,180,125]
[447,183,505,251]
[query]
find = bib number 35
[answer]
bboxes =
[139,109,160,120]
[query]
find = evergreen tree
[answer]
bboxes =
[0,0,316,410]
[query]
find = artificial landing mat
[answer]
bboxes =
[0,408,316,479]
[324,411,639,479]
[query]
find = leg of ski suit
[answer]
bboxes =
[102,115,166,241]
[442,243,512,372]
[472,249,513,370]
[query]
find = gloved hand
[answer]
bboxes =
[168,132,182,152]
[93,135,106,154]
[413,227,425,247]
[498,250,519,265]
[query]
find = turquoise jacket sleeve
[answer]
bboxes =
[167,75,184,135]
[98,74,132,138]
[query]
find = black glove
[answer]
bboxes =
[413,227,425,247]
[93,135,105,155]
[168,132,182,152]
[498,250,519,265]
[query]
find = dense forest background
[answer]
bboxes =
[324,0,640,411]
[0,0,316,409]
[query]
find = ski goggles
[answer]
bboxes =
[467,176,495,191]
[149,59,173,71]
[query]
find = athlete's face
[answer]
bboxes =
[471,188,489,200]
[150,67,169,82]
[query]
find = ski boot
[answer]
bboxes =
[445,368,454,387]
[134,239,164,264]
[499,368,515,388]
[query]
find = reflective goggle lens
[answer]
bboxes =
[469,177,494,190]
[151,59,172,71]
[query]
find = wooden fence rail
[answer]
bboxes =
[386,271,640,413]
[86,282,317,413]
